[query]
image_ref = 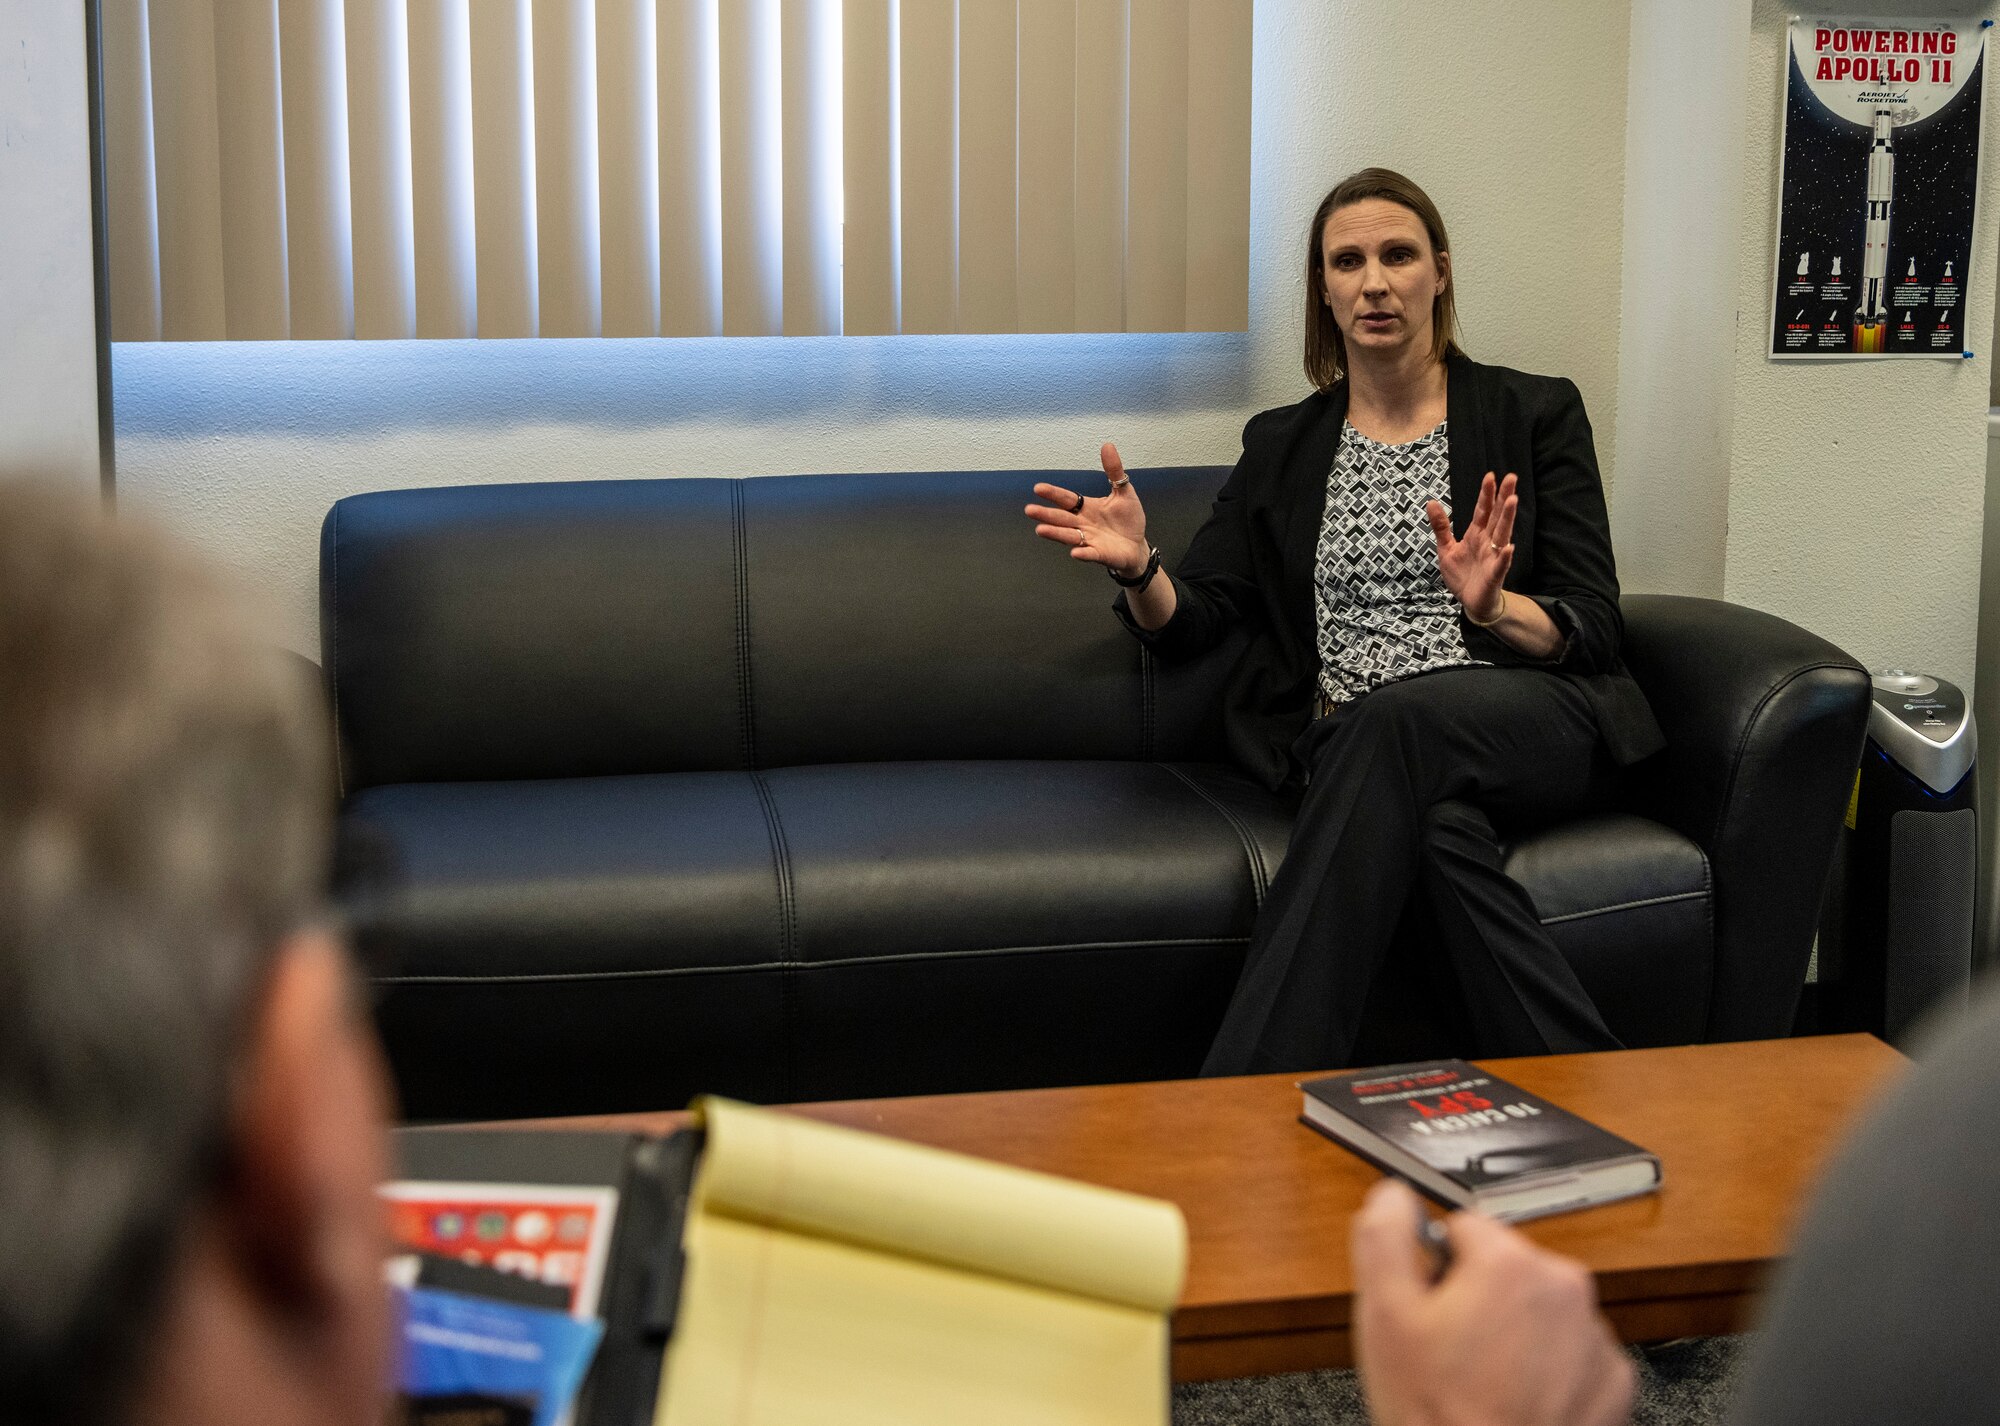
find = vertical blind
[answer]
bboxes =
[103,0,1251,340]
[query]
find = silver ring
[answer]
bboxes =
[1110,477,1131,489]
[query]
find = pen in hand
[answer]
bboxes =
[1415,1199,1453,1282]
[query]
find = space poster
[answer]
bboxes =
[1770,18,1987,359]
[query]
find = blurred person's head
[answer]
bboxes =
[0,482,393,1426]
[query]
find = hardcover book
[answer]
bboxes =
[1300,1059,1662,1222]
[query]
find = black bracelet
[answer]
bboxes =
[1108,546,1162,590]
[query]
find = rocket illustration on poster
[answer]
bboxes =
[1770,18,1987,360]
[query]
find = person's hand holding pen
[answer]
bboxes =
[1351,1178,1636,1426]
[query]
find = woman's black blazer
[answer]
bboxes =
[1119,353,1664,790]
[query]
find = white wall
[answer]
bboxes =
[111,0,1636,655]
[1718,0,2000,691]
[1610,0,1753,599]
[0,2,100,487]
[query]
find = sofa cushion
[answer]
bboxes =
[1507,812,1714,1047]
[323,469,1240,792]
[323,480,748,788]
[763,760,1291,960]
[354,759,1292,1117]
[346,773,786,977]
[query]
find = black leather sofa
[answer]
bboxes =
[321,470,1871,1122]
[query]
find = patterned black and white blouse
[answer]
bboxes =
[1313,420,1485,705]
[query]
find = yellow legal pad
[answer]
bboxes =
[653,1097,1189,1426]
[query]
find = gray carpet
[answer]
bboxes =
[1173,1335,1750,1425]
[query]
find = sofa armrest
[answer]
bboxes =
[1620,594,1870,1041]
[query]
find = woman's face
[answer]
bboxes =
[1318,198,1448,364]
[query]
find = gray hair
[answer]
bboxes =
[0,483,331,1425]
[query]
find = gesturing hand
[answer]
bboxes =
[1352,1179,1636,1426]
[1025,442,1151,578]
[1425,472,1516,625]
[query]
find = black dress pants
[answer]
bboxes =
[1201,666,1623,1076]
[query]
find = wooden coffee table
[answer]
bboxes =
[508,1034,1903,1381]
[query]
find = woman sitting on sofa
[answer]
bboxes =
[1025,167,1662,1075]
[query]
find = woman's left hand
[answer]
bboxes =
[1426,472,1516,625]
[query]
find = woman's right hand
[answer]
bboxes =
[1024,442,1151,577]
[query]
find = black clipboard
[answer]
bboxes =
[393,1126,702,1426]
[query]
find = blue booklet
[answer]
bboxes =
[398,1285,604,1426]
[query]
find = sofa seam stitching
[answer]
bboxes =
[369,936,1254,984]
[732,482,756,770]
[329,502,347,797]
[1536,888,1708,925]
[1157,764,1270,908]
[749,773,797,961]
[749,769,797,1092]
